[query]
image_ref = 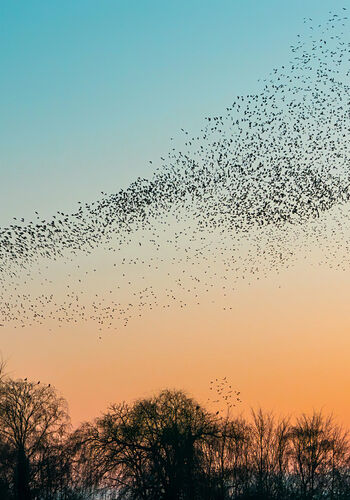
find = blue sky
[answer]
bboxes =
[0,0,346,224]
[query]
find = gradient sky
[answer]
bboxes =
[2,0,350,426]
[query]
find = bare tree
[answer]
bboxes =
[272,416,291,499]
[289,411,349,500]
[249,409,276,497]
[75,389,219,500]
[0,379,70,500]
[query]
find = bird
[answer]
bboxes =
[0,10,350,338]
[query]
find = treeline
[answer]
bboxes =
[0,372,350,499]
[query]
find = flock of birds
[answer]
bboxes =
[1,12,350,336]
[208,377,242,413]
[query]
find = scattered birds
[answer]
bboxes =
[208,378,242,411]
[0,12,350,335]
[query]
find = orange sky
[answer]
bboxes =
[3,259,350,428]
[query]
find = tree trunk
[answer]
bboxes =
[15,448,31,500]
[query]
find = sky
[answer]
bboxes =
[2,0,350,426]
[1,0,346,223]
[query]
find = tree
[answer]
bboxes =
[289,411,349,500]
[250,409,276,498]
[201,414,253,500]
[0,378,70,500]
[75,389,218,500]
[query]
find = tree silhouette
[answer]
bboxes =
[75,389,219,500]
[0,378,70,500]
[290,412,349,500]
[0,373,349,500]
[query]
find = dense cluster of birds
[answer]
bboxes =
[1,11,350,333]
